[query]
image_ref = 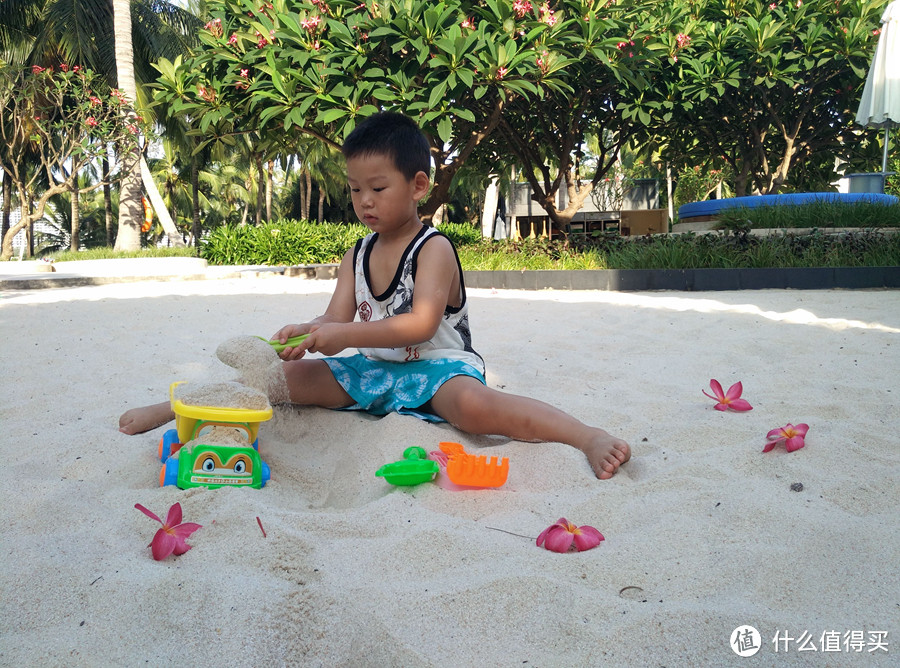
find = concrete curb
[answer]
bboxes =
[2,261,897,292]
[0,261,339,290]
[463,267,900,291]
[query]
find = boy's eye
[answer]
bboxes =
[350,188,360,193]
[373,187,386,192]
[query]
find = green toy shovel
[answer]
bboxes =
[257,334,309,353]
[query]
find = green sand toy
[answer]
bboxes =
[257,334,309,353]
[376,447,439,486]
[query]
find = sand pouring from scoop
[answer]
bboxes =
[215,335,294,404]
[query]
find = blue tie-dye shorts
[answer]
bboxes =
[322,354,486,423]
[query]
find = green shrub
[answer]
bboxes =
[455,230,900,270]
[436,222,483,247]
[716,202,900,231]
[200,220,368,265]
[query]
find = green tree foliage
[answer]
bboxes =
[152,0,569,222]
[490,0,681,232]
[653,0,887,196]
[0,0,201,108]
[0,64,143,260]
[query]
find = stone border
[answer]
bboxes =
[671,223,900,235]
[463,267,900,291]
[2,261,897,291]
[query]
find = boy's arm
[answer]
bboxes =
[298,235,458,356]
[319,248,359,323]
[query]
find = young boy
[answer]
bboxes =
[120,112,630,479]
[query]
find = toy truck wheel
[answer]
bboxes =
[160,457,179,487]
[261,461,270,487]
[159,428,180,462]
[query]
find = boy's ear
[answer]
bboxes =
[412,171,431,201]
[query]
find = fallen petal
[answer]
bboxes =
[724,381,744,401]
[784,436,806,453]
[163,503,183,529]
[728,398,753,411]
[135,503,162,524]
[150,528,176,561]
[707,379,725,400]
[573,526,605,551]
[542,527,574,553]
[172,522,203,541]
[171,540,193,556]
[762,441,778,453]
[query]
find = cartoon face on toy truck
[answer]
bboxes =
[161,443,271,489]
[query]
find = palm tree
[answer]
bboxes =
[0,0,202,249]
[111,0,144,249]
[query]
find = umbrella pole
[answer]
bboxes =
[883,127,890,175]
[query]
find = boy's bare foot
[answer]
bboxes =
[119,402,175,435]
[581,429,631,480]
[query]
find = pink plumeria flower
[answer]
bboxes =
[703,379,753,412]
[135,502,202,560]
[536,518,604,553]
[764,423,809,453]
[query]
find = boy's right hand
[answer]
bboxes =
[271,324,313,360]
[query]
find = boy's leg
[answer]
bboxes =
[119,402,176,435]
[282,359,355,408]
[427,375,630,480]
[119,359,352,435]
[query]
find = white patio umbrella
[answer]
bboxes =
[856,0,900,175]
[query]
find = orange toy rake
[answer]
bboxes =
[439,442,509,488]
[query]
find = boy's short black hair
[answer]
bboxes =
[341,112,431,181]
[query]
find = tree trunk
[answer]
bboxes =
[1,181,69,260]
[318,188,325,223]
[25,196,33,258]
[303,168,311,221]
[140,157,184,246]
[255,155,264,225]
[70,186,80,251]
[1,171,10,241]
[191,158,201,250]
[266,160,273,222]
[103,157,113,246]
[112,0,143,251]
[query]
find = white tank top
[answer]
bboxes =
[353,226,484,374]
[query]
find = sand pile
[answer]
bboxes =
[176,380,270,411]
[216,335,290,404]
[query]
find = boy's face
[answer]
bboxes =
[346,153,429,234]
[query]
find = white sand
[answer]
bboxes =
[0,276,897,666]
[175,380,270,411]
